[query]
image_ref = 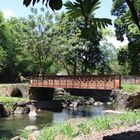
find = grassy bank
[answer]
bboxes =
[20,109,140,140]
[121,83,140,93]
[0,96,28,110]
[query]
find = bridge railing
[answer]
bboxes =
[30,74,121,90]
[122,75,140,84]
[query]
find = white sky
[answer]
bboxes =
[105,36,128,48]
[2,9,15,19]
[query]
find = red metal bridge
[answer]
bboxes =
[30,74,121,90]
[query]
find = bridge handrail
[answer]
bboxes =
[122,75,140,84]
[30,74,121,89]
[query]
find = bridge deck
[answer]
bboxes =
[30,75,121,90]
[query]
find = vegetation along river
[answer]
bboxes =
[0,104,113,139]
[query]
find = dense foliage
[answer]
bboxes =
[112,0,140,75]
[111,0,140,42]
[1,0,140,82]
[117,40,140,75]
[0,2,117,82]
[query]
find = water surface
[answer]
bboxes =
[0,104,113,139]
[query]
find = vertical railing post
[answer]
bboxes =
[66,77,67,88]
[52,77,54,88]
[114,75,115,89]
[42,77,43,87]
[87,76,89,89]
[72,77,74,88]
[96,76,97,89]
[79,77,81,88]
[104,76,106,89]
[48,76,49,87]
[30,77,32,87]
[119,74,121,89]
[114,74,121,89]
[59,77,60,88]
[37,77,38,87]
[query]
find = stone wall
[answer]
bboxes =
[0,84,112,103]
[0,83,29,98]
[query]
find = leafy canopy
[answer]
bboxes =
[23,0,63,11]
[111,0,140,42]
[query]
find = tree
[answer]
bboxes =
[17,8,57,77]
[99,29,120,74]
[23,0,112,29]
[0,11,20,81]
[7,17,35,77]
[112,0,140,75]
[117,46,130,75]
[52,13,81,75]
[0,12,7,73]
[111,0,140,42]
[53,13,106,75]
[127,40,140,74]
[117,40,140,75]
[112,0,140,30]
[23,0,140,31]
[64,0,111,74]
[64,0,112,29]
[0,9,62,82]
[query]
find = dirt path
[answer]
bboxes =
[73,124,140,140]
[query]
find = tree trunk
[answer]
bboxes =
[126,0,140,30]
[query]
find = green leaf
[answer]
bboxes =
[92,18,112,29]
[33,0,37,6]
[23,0,32,7]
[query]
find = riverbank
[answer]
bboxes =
[74,123,140,140]
[0,94,111,117]
[0,95,113,139]
[0,83,140,139]
[17,109,140,140]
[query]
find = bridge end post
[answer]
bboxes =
[114,74,121,89]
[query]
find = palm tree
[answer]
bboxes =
[64,0,112,29]
[23,0,111,28]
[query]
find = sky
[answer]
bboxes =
[0,0,128,47]
[0,0,115,19]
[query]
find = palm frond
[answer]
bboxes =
[64,1,82,19]
[92,18,112,29]
[64,0,101,19]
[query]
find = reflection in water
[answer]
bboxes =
[0,130,13,139]
[0,104,113,139]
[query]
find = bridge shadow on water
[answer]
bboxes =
[42,108,63,112]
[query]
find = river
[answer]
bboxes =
[0,104,113,139]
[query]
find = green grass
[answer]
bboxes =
[40,123,74,140]
[53,94,84,101]
[118,111,140,125]
[91,116,115,131]
[18,130,30,139]
[0,96,28,110]
[77,121,92,135]
[121,83,140,93]
[20,109,140,139]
